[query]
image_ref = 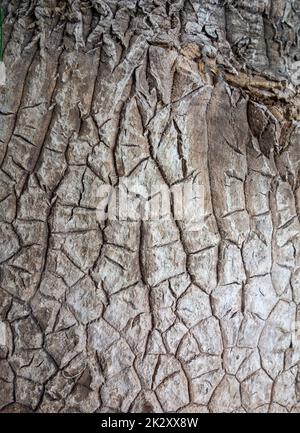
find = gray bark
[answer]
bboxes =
[0,0,300,413]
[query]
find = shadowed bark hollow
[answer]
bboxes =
[0,0,300,413]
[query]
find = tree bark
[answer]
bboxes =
[0,0,300,413]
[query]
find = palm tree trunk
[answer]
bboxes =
[0,0,299,413]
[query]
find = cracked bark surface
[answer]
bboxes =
[0,0,300,413]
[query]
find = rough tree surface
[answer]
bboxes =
[0,0,300,413]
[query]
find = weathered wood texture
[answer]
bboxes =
[0,0,300,413]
